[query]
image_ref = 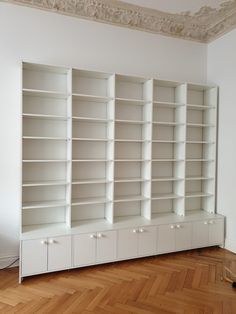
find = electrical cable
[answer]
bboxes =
[0,258,19,270]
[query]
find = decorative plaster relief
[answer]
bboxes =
[3,0,236,42]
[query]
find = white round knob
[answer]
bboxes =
[176,224,181,229]
[133,229,138,233]
[49,239,55,244]
[204,221,208,225]
[90,234,96,239]
[209,220,214,224]
[170,225,175,229]
[139,228,144,233]
[41,240,47,245]
[97,233,102,238]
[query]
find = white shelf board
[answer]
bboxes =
[152,193,183,200]
[72,179,111,184]
[186,141,215,144]
[115,119,147,125]
[72,116,110,123]
[187,104,216,110]
[23,88,68,99]
[23,136,69,141]
[115,139,149,143]
[152,140,184,143]
[72,159,112,162]
[185,177,214,181]
[23,159,70,163]
[152,177,183,182]
[22,200,68,210]
[115,97,150,105]
[114,195,149,203]
[115,177,148,183]
[23,113,68,121]
[72,138,111,142]
[153,122,184,127]
[114,159,150,162]
[72,93,112,102]
[186,159,214,162]
[187,123,215,128]
[22,180,68,187]
[152,159,184,162]
[185,192,214,198]
[153,101,184,108]
[71,197,111,206]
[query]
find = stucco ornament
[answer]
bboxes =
[3,0,236,42]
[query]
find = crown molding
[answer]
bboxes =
[3,0,236,43]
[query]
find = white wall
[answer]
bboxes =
[207,29,236,253]
[0,3,207,265]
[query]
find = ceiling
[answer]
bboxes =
[122,0,225,14]
[4,0,236,42]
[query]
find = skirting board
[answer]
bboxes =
[0,255,19,269]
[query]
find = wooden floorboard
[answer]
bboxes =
[0,247,236,313]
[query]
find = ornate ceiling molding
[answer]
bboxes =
[3,0,236,43]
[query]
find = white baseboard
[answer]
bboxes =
[0,255,19,269]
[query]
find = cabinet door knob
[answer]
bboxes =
[170,225,175,229]
[49,239,55,244]
[41,240,47,245]
[209,220,214,224]
[204,221,208,225]
[133,229,138,233]
[176,224,181,229]
[139,228,144,233]
[97,233,102,238]
[90,234,96,239]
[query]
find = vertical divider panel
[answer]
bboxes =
[105,74,116,223]
[141,79,153,220]
[67,68,72,228]
[174,83,187,216]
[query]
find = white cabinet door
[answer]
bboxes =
[157,224,175,254]
[209,219,224,245]
[96,231,117,263]
[138,226,157,256]
[73,233,96,266]
[47,236,71,271]
[175,223,192,251]
[117,228,138,259]
[192,221,209,248]
[21,239,47,276]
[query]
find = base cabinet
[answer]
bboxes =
[21,235,71,276]
[192,219,224,248]
[73,231,117,267]
[117,226,157,259]
[21,217,224,280]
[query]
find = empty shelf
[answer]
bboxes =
[115,139,149,143]
[23,88,68,99]
[72,138,111,142]
[152,140,184,143]
[152,159,184,162]
[72,116,111,123]
[152,177,183,182]
[186,141,215,144]
[72,93,113,102]
[23,159,69,163]
[185,192,213,198]
[114,195,149,202]
[115,177,148,183]
[115,119,148,125]
[185,177,214,181]
[22,200,68,210]
[72,179,111,184]
[186,159,214,162]
[153,101,184,108]
[23,136,69,140]
[187,123,215,128]
[115,159,150,162]
[152,193,183,200]
[71,197,111,206]
[115,97,150,105]
[72,159,111,162]
[153,122,184,126]
[22,180,68,187]
[187,104,216,110]
[23,113,68,120]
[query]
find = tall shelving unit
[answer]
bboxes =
[21,62,222,282]
[21,62,218,233]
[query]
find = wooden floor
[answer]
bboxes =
[0,247,236,314]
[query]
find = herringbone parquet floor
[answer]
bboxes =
[0,247,236,313]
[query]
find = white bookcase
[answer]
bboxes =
[20,62,223,281]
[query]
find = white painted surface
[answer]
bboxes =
[192,220,209,247]
[96,231,117,262]
[207,29,236,253]
[47,236,71,271]
[21,239,47,275]
[138,226,157,256]
[117,228,139,259]
[73,233,96,266]
[0,2,207,260]
[157,224,175,253]
[175,223,192,250]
